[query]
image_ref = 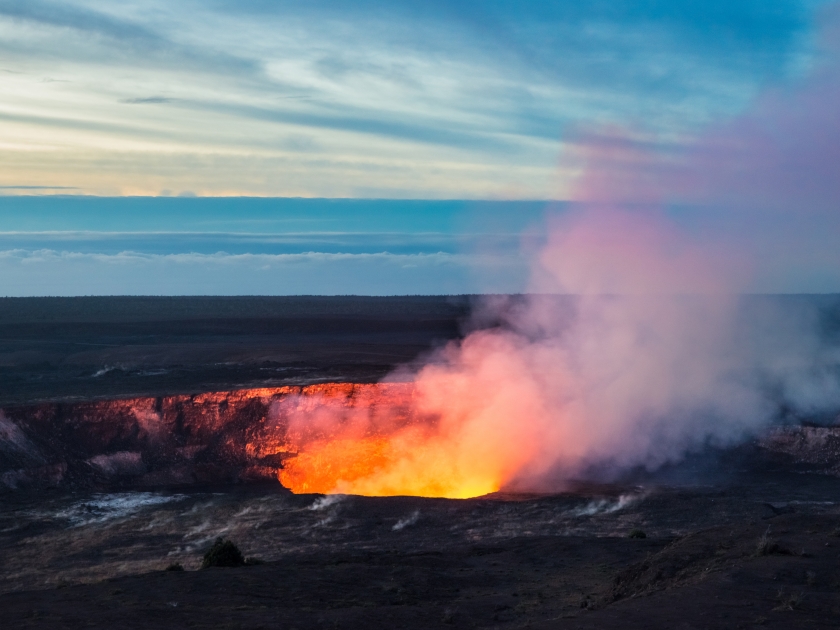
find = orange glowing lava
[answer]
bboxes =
[278,436,393,494]
[270,381,511,499]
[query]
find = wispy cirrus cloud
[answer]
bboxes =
[120,97,173,105]
[0,0,260,74]
[0,0,825,197]
[0,185,78,190]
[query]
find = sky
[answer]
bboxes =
[0,0,838,295]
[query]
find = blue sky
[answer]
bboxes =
[0,1,838,294]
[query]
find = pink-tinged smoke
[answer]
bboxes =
[563,5,840,292]
[388,213,836,494]
[570,3,840,213]
[278,201,837,497]
[275,8,840,497]
[404,209,762,493]
[276,199,837,497]
[403,12,840,488]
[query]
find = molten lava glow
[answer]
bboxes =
[279,433,503,499]
[272,333,562,499]
[278,427,504,499]
[272,379,526,499]
[279,436,393,495]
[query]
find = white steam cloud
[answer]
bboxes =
[404,206,840,492]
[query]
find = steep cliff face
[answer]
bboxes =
[757,424,840,474]
[0,383,415,492]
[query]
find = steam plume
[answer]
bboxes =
[275,200,838,497]
[277,10,840,496]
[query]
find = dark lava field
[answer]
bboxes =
[0,295,472,406]
[3,296,840,629]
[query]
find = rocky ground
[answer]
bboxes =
[3,463,840,629]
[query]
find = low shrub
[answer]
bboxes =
[755,528,792,557]
[165,562,184,572]
[628,529,647,539]
[201,538,245,568]
[775,588,803,611]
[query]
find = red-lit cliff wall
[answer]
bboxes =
[0,383,414,492]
